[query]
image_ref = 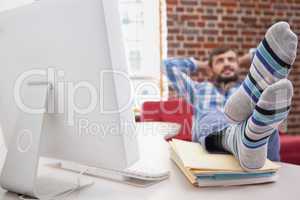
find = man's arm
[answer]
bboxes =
[238,48,256,68]
[163,58,202,106]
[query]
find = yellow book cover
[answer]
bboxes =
[170,139,280,172]
[170,147,197,185]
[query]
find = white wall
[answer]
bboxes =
[0,0,34,12]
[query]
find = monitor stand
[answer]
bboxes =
[0,82,92,199]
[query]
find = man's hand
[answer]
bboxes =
[197,60,209,70]
[192,59,213,81]
[238,52,252,69]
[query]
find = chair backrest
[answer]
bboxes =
[141,99,193,141]
[280,133,300,165]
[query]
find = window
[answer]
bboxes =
[119,0,161,78]
[119,0,168,109]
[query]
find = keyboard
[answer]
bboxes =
[123,159,170,181]
[46,160,169,185]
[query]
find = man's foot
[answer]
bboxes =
[224,21,297,124]
[223,79,293,171]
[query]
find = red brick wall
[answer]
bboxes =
[166,0,300,135]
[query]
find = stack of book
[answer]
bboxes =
[170,139,281,187]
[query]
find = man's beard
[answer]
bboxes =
[216,73,239,85]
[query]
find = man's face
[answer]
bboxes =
[211,50,239,84]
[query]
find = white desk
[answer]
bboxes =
[0,122,300,200]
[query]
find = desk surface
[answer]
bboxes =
[0,122,300,200]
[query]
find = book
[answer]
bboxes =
[169,139,281,187]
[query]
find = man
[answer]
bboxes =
[164,22,297,171]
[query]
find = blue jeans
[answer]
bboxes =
[191,110,280,161]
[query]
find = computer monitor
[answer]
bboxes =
[0,0,139,197]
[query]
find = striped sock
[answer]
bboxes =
[223,79,293,171]
[224,21,297,124]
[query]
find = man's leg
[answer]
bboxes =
[193,110,281,162]
[192,110,230,152]
[223,79,293,171]
[224,21,297,123]
[267,129,280,161]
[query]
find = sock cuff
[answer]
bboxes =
[204,128,230,154]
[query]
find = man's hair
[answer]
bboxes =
[208,47,235,68]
